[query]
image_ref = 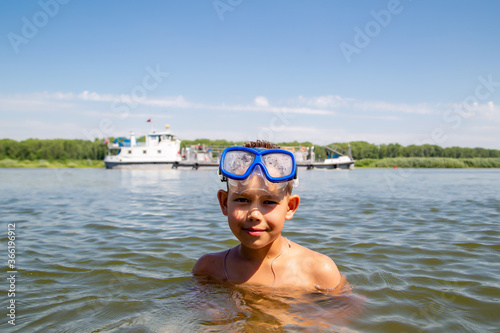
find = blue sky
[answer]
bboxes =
[1,0,500,148]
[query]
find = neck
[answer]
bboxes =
[238,236,285,262]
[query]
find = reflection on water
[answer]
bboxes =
[0,168,499,332]
[121,168,182,189]
[193,280,365,332]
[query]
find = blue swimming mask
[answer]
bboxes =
[219,146,298,194]
[219,147,297,183]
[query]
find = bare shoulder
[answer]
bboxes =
[311,251,342,289]
[288,241,342,290]
[192,250,227,281]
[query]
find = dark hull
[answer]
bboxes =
[297,161,355,170]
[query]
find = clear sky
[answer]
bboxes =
[1,0,499,148]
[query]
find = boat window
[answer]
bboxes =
[158,150,161,154]
[143,150,147,154]
[128,150,132,154]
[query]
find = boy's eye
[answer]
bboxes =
[234,198,248,203]
[263,200,278,205]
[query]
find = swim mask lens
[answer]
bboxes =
[219,147,297,183]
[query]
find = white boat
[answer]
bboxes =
[320,145,355,169]
[104,125,181,169]
[295,145,355,170]
[322,154,355,169]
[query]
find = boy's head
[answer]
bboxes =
[219,140,297,196]
[217,141,301,246]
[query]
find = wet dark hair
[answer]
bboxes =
[243,140,280,149]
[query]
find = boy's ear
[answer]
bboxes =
[217,189,228,216]
[285,194,300,220]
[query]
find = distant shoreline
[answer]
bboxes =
[1,157,500,169]
[0,159,104,169]
[2,139,500,167]
[355,157,500,168]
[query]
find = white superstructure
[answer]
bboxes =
[104,125,181,169]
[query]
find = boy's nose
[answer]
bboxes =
[247,208,263,222]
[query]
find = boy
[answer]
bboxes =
[193,141,344,292]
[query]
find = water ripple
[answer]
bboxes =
[1,168,499,332]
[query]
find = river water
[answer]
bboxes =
[1,168,499,332]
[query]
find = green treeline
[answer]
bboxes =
[1,138,500,168]
[355,157,500,168]
[0,138,108,161]
[317,141,500,160]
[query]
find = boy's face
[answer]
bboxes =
[217,175,300,250]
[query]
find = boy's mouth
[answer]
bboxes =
[243,227,266,236]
